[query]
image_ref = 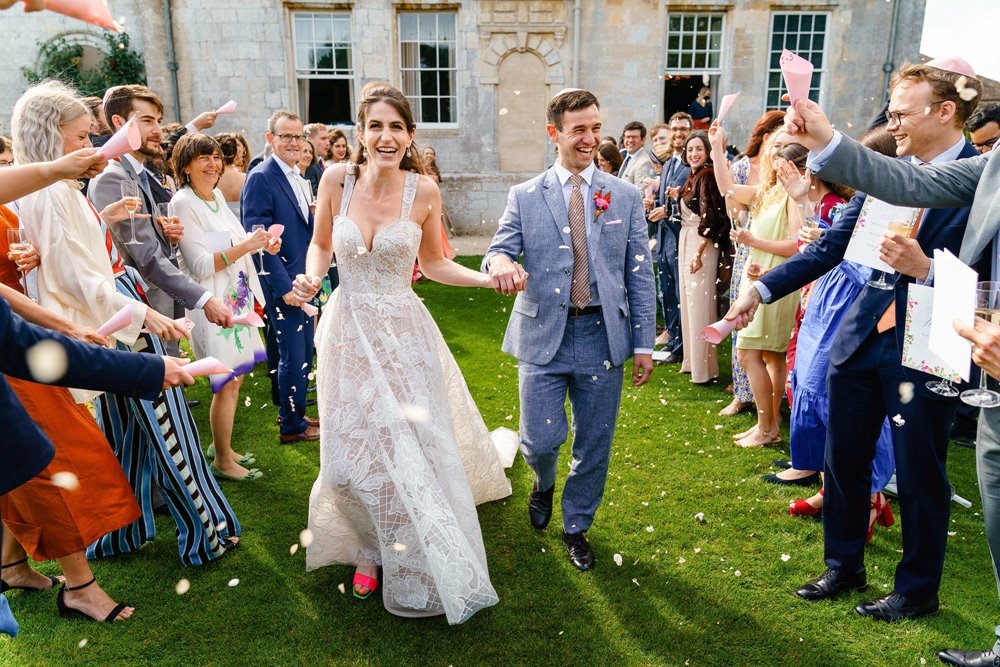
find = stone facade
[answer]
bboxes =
[3,0,926,233]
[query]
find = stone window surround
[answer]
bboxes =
[398,9,459,127]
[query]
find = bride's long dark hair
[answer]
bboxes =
[352,81,425,174]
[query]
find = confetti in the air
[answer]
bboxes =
[26,339,68,383]
[299,529,314,548]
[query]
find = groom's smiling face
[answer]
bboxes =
[547,105,601,174]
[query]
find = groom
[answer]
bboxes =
[484,88,656,571]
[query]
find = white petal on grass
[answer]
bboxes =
[613,553,623,566]
[734,570,742,577]
[693,547,701,554]
[175,578,191,595]
[695,512,706,523]
[26,340,68,383]
[228,578,240,587]
[244,395,251,407]
[51,471,80,491]
[632,578,640,587]
[337,582,346,594]
[299,528,315,548]
[678,557,686,564]
[78,639,88,648]
[646,525,654,533]
[781,554,791,562]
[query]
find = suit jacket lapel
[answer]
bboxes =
[542,168,572,246]
[269,159,307,224]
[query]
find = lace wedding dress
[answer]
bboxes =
[306,167,515,625]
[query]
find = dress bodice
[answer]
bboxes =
[331,167,423,298]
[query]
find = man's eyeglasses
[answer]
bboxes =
[972,136,999,151]
[884,101,945,126]
[276,133,305,143]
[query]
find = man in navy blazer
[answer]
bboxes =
[728,64,980,622]
[242,111,318,442]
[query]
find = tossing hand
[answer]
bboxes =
[784,98,835,152]
[632,353,654,387]
[161,356,195,389]
[202,296,234,328]
[47,148,108,181]
[144,309,190,341]
[955,317,1000,380]
[879,232,931,280]
[189,111,218,132]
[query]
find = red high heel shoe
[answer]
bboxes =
[789,489,823,518]
[866,492,895,543]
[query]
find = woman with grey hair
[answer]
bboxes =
[12,80,243,573]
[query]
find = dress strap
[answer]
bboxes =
[340,163,358,217]
[400,171,419,221]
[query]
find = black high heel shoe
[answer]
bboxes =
[1,557,60,593]
[57,578,130,623]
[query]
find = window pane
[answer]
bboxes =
[400,14,418,41]
[682,15,694,31]
[669,16,680,31]
[666,54,679,69]
[315,18,332,43]
[682,34,693,50]
[439,44,453,68]
[419,43,437,69]
[296,44,310,71]
[441,97,454,123]
[334,19,351,44]
[816,15,827,30]
[420,69,438,96]
[774,15,785,32]
[316,46,333,70]
[418,15,436,41]
[681,53,692,69]
[708,52,719,69]
[335,48,349,71]
[401,69,419,97]
[400,42,419,69]
[421,97,438,123]
[668,34,680,50]
[696,15,707,31]
[439,14,456,41]
[295,16,312,41]
[439,70,452,97]
[801,15,812,31]
[711,15,722,31]
[694,53,706,69]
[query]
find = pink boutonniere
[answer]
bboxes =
[593,189,611,223]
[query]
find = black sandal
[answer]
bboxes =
[56,578,129,623]
[1,557,60,593]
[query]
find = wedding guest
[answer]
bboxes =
[215,133,247,219]
[968,102,1000,154]
[170,133,278,481]
[618,121,647,180]
[716,110,786,417]
[0,136,12,168]
[12,80,242,566]
[234,134,252,172]
[689,86,713,130]
[242,110,319,443]
[676,131,728,384]
[304,123,331,171]
[299,139,320,197]
[329,129,349,163]
[600,136,617,148]
[710,126,800,447]
[595,143,623,175]
[422,144,436,165]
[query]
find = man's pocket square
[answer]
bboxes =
[605,219,623,225]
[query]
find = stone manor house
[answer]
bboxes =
[3,0,927,232]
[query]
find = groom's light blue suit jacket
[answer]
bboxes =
[483,167,656,367]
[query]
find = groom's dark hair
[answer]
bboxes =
[547,89,600,131]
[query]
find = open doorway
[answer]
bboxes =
[663,74,716,126]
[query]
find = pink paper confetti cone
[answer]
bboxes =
[184,356,233,377]
[96,303,134,336]
[215,100,238,114]
[98,116,142,161]
[301,303,318,317]
[267,224,285,239]
[231,311,265,328]
[42,0,121,31]
[700,318,738,345]
[780,49,814,105]
[716,92,740,123]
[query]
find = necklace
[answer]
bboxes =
[194,188,219,212]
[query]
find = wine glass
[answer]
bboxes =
[6,228,33,297]
[121,180,143,246]
[867,219,913,290]
[799,201,819,229]
[961,281,1000,408]
[156,203,179,260]
[251,224,269,275]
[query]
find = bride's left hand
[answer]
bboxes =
[293,273,322,301]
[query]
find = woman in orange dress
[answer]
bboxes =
[0,202,142,623]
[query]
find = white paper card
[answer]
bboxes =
[902,284,961,381]
[203,230,232,253]
[928,249,975,381]
[843,196,921,272]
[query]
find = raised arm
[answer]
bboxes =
[708,124,758,206]
[0,149,107,205]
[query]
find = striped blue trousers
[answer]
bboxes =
[86,274,240,566]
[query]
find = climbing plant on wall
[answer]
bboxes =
[22,30,146,96]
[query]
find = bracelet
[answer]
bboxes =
[220,251,232,267]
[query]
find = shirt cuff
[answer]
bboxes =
[185,121,199,134]
[917,259,934,286]
[806,131,843,172]
[634,348,653,356]
[195,291,213,309]
[752,280,773,304]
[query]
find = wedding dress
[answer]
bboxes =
[306,166,516,625]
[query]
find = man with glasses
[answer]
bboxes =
[968,102,1000,155]
[242,111,319,443]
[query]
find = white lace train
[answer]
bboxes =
[305,170,514,625]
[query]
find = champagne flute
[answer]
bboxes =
[799,200,819,229]
[121,180,143,246]
[867,218,913,290]
[961,281,1000,408]
[156,203,179,260]
[6,228,33,296]
[251,224,269,275]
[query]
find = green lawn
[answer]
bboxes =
[2,256,995,666]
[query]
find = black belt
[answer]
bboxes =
[568,305,601,317]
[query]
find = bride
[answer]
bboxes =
[292,82,522,625]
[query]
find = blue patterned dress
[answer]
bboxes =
[729,157,753,403]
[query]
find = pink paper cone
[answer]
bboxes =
[716,92,740,123]
[301,303,318,317]
[96,303,134,336]
[699,318,738,345]
[184,356,233,377]
[215,100,238,114]
[98,116,142,161]
[780,49,814,105]
[231,311,265,328]
[267,224,284,239]
[41,0,121,31]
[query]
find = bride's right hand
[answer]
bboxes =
[293,274,322,301]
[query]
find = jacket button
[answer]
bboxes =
[560,303,566,309]
[563,268,570,275]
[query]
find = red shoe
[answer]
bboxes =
[866,492,895,543]
[789,489,823,518]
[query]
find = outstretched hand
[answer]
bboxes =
[775,159,812,201]
[48,148,108,181]
[161,356,195,389]
[724,285,763,330]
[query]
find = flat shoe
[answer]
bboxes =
[762,471,820,486]
[206,444,255,465]
[210,465,263,481]
[772,459,792,469]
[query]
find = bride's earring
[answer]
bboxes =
[406,146,412,158]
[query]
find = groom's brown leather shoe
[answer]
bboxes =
[528,481,554,530]
[562,531,595,571]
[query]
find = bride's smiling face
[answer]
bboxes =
[358,101,414,168]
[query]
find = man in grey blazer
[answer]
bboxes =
[768,83,1000,667]
[484,88,656,572]
[89,85,232,355]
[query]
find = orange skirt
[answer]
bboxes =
[0,376,140,561]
